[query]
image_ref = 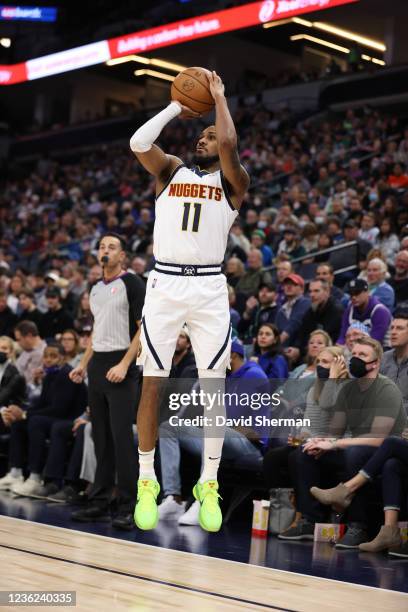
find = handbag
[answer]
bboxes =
[268,488,296,535]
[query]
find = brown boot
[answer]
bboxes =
[359,526,401,553]
[309,483,353,512]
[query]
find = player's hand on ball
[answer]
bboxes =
[106,362,128,383]
[207,71,225,99]
[173,101,202,119]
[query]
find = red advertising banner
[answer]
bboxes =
[109,0,359,59]
[0,0,359,85]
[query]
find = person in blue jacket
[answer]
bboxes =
[252,323,289,379]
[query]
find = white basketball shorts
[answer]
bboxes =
[138,270,231,376]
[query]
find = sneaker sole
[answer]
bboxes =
[47,496,67,503]
[388,551,408,558]
[134,514,159,530]
[335,543,360,549]
[71,516,111,523]
[193,484,222,533]
[278,534,314,540]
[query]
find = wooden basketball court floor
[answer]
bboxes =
[0,516,407,611]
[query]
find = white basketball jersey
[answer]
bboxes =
[153,165,238,265]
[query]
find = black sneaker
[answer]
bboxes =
[33,482,60,500]
[112,513,135,531]
[278,518,315,540]
[336,524,368,549]
[48,485,76,503]
[71,505,111,523]
[67,489,89,506]
[389,541,408,558]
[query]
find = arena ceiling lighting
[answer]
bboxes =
[290,33,386,65]
[264,16,386,52]
[0,0,359,85]
[134,68,175,81]
[106,54,186,72]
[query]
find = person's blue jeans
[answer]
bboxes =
[359,437,408,511]
[159,421,262,497]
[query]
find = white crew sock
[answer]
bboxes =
[29,473,41,482]
[138,448,156,480]
[10,468,22,478]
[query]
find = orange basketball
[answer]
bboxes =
[171,67,214,115]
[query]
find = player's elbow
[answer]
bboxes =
[129,132,151,153]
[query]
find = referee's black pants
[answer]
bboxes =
[88,351,140,513]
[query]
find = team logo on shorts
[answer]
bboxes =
[182,265,196,276]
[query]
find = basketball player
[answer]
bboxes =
[130,71,249,532]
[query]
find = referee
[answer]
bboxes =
[70,232,145,530]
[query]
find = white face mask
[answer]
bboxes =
[315,216,324,225]
[257,221,268,229]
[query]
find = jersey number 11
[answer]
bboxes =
[182,202,202,232]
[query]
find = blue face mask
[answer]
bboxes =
[44,365,61,375]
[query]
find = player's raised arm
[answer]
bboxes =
[130,102,200,184]
[207,71,249,210]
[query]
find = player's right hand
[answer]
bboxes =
[173,101,202,119]
[69,365,86,384]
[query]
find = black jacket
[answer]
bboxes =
[0,307,17,338]
[0,363,27,407]
[294,297,344,351]
[18,308,44,330]
[237,304,277,341]
[40,307,74,339]
[29,364,87,419]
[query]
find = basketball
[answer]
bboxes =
[171,67,215,114]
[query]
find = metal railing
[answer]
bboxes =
[264,239,360,279]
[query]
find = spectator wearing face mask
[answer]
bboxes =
[284,338,406,547]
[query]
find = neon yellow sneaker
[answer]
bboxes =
[193,480,222,532]
[134,479,160,530]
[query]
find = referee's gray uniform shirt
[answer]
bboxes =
[90,272,145,352]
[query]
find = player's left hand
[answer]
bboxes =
[207,71,225,99]
[106,362,128,383]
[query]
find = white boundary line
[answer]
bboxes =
[0,514,407,598]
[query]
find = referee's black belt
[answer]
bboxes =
[154,261,223,276]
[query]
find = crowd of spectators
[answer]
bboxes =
[0,101,407,552]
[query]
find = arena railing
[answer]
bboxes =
[263,239,359,281]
